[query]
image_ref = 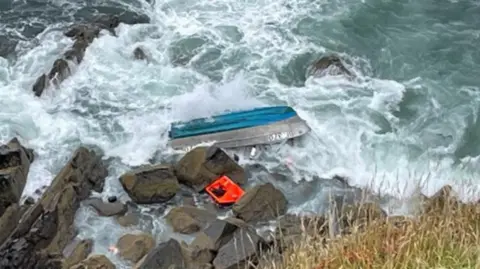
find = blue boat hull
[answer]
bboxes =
[167,106,311,150]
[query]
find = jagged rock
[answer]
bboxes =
[0,203,20,244]
[0,147,108,269]
[232,183,287,223]
[32,73,48,97]
[117,233,155,263]
[133,47,148,60]
[63,238,94,268]
[84,197,127,217]
[119,164,180,204]
[165,206,217,234]
[310,55,353,78]
[174,146,246,192]
[135,238,187,269]
[190,217,248,252]
[273,214,328,251]
[71,254,115,269]
[48,59,71,86]
[212,225,266,269]
[0,137,34,216]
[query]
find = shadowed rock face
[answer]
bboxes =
[309,55,354,78]
[32,12,151,97]
[0,147,108,269]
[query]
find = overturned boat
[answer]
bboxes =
[167,105,311,151]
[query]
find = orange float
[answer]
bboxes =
[205,175,245,205]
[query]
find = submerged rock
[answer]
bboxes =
[0,147,108,269]
[232,182,288,223]
[119,164,180,204]
[309,55,353,78]
[165,205,217,234]
[133,47,148,60]
[0,137,34,217]
[174,146,246,192]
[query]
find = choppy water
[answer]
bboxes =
[1,0,480,267]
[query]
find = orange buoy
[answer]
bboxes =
[205,175,245,205]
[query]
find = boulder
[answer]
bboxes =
[190,218,248,252]
[181,241,214,269]
[423,185,457,214]
[117,233,155,264]
[273,214,328,251]
[309,55,353,78]
[71,254,115,269]
[133,47,148,60]
[135,238,187,269]
[232,183,287,223]
[0,137,34,216]
[63,238,94,268]
[165,206,217,234]
[174,146,246,192]
[0,203,20,244]
[119,164,180,204]
[212,225,266,269]
[0,147,108,269]
[84,197,127,217]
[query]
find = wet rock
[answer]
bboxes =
[165,205,217,234]
[273,214,328,251]
[71,254,115,269]
[119,164,180,204]
[63,238,94,268]
[310,55,353,78]
[84,197,127,217]
[0,203,20,244]
[134,47,148,60]
[135,238,187,269]
[116,210,140,227]
[232,183,287,223]
[117,233,155,263]
[0,147,108,269]
[212,225,266,269]
[108,196,117,203]
[0,137,34,216]
[190,217,248,252]
[174,146,246,192]
[0,35,18,59]
[48,59,71,86]
[32,73,49,97]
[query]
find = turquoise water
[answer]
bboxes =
[1,0,479,267]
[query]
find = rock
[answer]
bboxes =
[0,35,18,59]
[32,73,49,97]
[174,146,246,192]
[423,185,457,214]
[212,225,266,269]
[181,241,214,269]
[273,214,327,251]
[232,183,288,223]
[108,196,117,203]
[71,254,115,269]
[338,202,386,232]
[135,238,187,269]
[117,233,155,264]
[63,238,94,268]
[119,164,180,204]
[0,203,20,244]
[190,218,247,252]
[116,210,140,227]
[0,137,34,216]
[0,147,108,269]
[84,197,127,217]
[133,47,148,60]
[310,55,353,78]
[165,206,217,234]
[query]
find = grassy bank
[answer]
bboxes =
[260,186,480,269]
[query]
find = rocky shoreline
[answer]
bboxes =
[0,134,462,269]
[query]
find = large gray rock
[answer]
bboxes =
[165,206,217,234]
[135,238,187,269]
[119,164,180,204]
[174,146,246,192]
[232,183,288,223]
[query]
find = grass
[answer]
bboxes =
[258,185,480,269]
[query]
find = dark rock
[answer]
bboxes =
[181,241,214,269]
[190,218,247,252]
[117,233,155,263]
[71,254,115,269]
[134,47,148,60]
[0,203,20,244]
[0,137,34,216]
[310,55,353,78]
[273,214,328,251]
[84,197,127,217]
[48,59,71,86]
[136,238,187,269]
[165,206,217,234]
[24,196,35,205]
[232,182,288,223]
[108,196,117,203]
[32,73,48,97]
[0,147,108,269]
[0,35,18,59]
[212,225,266,269]
[174,146,246,192]
[119,164,180,204]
